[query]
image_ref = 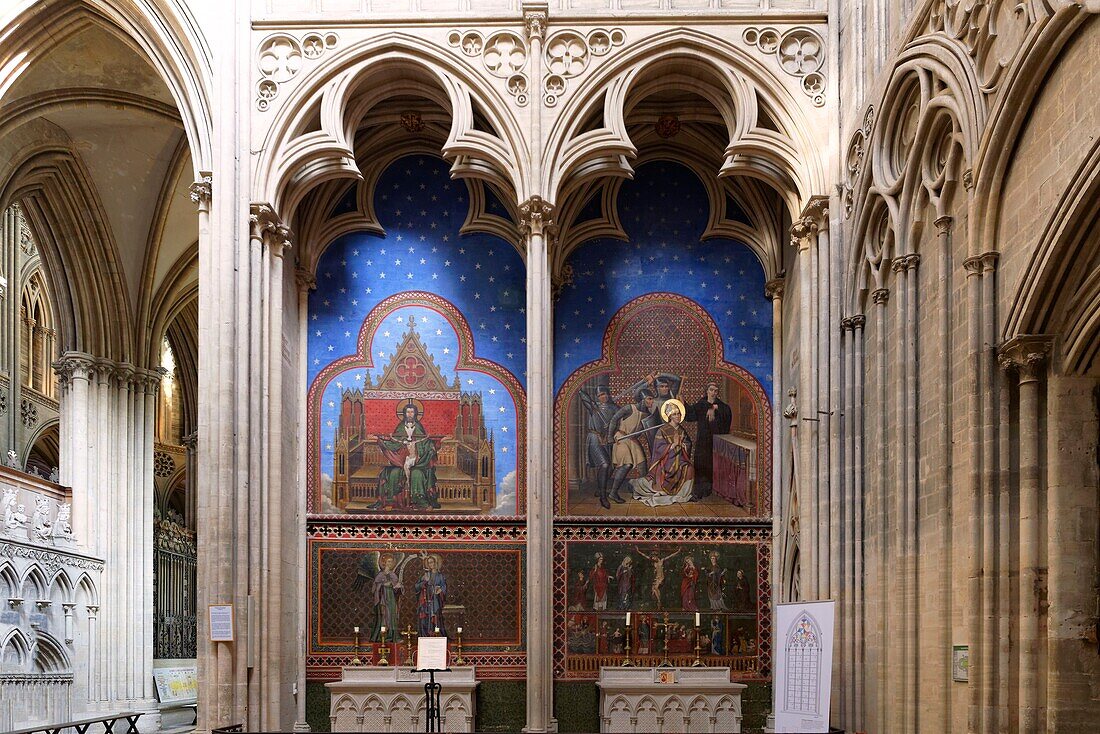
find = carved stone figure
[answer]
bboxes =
[31,497,53,541]
[48,467,59,484]
[52,502,74,541]
[5,449,20,469]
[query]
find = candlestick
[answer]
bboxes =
[692,620,705,667]
[351,626,363,666]
[434,626,440,635]
[401,625,417,667]
[695,612,700,627]
[621,617,634,667]
[454,626,466,666]
[378,626,390,666]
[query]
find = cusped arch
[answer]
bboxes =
[20,565,48,601]
[0,562,18,598]
[0,628,31,672]
[544,28,827,215]
[253,33,528,222]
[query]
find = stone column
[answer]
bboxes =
[850,313,865,732]
[932,215,953,734]
[791,217,817,598]
[961,252,984,734]
[998,336,1051,734]
[182,430,198,530]
[764,277,784,591]
[520,193,555,733]
[293,268,315,734]
[870,285,889,734]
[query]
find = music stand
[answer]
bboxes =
[413,636,451,733]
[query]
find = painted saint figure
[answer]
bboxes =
[704,550,729,610]
[732,568,753,612]
[589,552,610,610]
[630,399,696,506]
[615,555,635,610]
[414,553,448,636]
[681,555,699,611]
[686,381,733,501]
[569,570,590,610]
[371,554,403,642]
[375,400,440,510]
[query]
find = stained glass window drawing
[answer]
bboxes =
[783,612,823,715]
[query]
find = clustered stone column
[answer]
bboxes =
[53,353,162,725]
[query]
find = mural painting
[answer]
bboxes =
[309,536,525,675]
[306,154,526,518]
[554,534,769,679]
[553,162,772,520]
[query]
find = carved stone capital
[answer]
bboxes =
[189,172,212,210]
[850,314,866,331]
[519,195,555,236]
[248,202,278,243]
[933,215,953,235]
[790,218,817,251]
[295,267,317,292]
[523,4,548,41]
[962,168,974,191]
[998,336,1052,383]
[182,431,198,450]
[871,288,890,305]
[979,251,999,273]
[52,352,97,385]
[962,255,984,277]
[764,277,785,300]
[891,253,921,273]
[800,194,829,227]
[840,317,854,332]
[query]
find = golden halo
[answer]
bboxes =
[396,397,425,419]
[660,398,686,423]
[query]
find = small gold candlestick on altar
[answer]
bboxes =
[621,613,635,667]
[351,626,363,666]
[692,612,705,667]
[401,625,417,666]
[377,626,391,666]
[454,626,466,666]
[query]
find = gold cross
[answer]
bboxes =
[401,624,418,665]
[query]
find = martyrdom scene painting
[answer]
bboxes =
[554,163,773,520]
[310,538,525,673]
[556,539,767,679]
[307,154,526,517]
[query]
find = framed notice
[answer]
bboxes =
[208,604,234,642]
[773,600,836,734]
[153,667,198,703]
[953,645,969,682]
[415,636,448,671]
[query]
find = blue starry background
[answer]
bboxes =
[308,154,525,515]
[554,161,772,395]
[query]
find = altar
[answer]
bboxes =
[325,666,478,732]
[596,667,745,733]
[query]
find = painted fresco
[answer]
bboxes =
[307,155,526,517]
[554,162,772,519]
[554,533,770,679]
[309,535,525,674]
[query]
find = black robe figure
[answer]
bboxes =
[687,381,732,500]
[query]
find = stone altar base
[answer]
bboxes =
[596,667,745,733]
[325,666,478,732]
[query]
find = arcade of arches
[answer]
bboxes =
[0,1,1097,733]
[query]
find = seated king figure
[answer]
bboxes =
[374,400,441,509]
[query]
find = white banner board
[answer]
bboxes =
[773,600,835,733]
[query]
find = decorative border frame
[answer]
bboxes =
[553,292,772,521]
[551,524,772,681]
[307,291,527,520]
